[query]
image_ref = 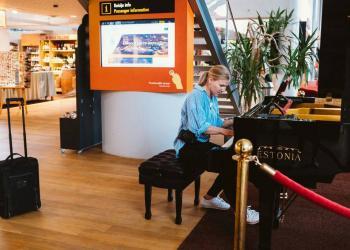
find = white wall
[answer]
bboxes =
[102,91,186,159]
[0,28,10,51]
[9,30,21,44]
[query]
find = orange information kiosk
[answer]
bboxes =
[89,0,194,93]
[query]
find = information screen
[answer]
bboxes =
[100,19,175,68]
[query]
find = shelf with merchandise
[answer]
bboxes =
[51,49,75,53]
[21,45,40,86]
[36,35,77,94]
[39,37,76,72]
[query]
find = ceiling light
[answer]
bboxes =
[12,10,18,14]
[70,15,77,18]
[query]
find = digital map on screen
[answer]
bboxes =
[100,19,175,67]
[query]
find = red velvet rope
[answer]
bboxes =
[272,171,350,219]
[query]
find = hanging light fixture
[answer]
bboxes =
[0,9,6,28]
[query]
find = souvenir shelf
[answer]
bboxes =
[38,35,77,93]
[39,36,77,75]
[0,52,21,86]
[20,34,77,94]
[22,45,39,87]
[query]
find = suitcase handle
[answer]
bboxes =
[5,153,24,161]
[6,97,28,159]
[6,98,24,106]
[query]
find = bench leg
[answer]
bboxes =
[168,189,173,202]
[175,189,183,225]
[145,184,152,220]
[194,176,200,206]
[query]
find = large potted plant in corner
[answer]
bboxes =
[226,8,318,110]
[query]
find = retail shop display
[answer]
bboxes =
[0,98,41,218]
[39,36,76,93]
[0,52,21,86]
[22,46,39,87]
[21,34,77,94]
[0,52,28,108]
[40,38,76,75]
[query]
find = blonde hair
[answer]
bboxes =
[198,65,230,86]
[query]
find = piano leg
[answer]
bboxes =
[273,185,282,229]
[259,181,277,250]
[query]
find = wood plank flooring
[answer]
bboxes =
[0,98,221,250]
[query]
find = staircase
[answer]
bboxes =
[189,0,241,117]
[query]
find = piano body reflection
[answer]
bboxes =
[208,93,350,249]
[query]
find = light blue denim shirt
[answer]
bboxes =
[174,84,224,157]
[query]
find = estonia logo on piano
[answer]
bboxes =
[257,145,302,162]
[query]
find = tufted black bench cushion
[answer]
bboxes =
[139,149,202,224]
[139,149,185,178]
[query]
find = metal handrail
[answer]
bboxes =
[189,0,241,115]
[225,0,242,46]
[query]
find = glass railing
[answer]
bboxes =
[205,0,230,50]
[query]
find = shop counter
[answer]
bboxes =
[0,71,56,102]
[27,71,56,100]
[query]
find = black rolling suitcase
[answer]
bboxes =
[0,98,41,218]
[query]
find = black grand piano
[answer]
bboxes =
[229,94,350,249]
[210,2,350,249]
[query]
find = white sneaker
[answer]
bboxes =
[201,196,231,210]
[246,206,259,225]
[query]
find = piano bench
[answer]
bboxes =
[138,149,202,225]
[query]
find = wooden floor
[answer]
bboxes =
[0,98,220,250]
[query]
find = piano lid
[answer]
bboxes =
[342,15,350,123]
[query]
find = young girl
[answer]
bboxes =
[174,65,259,224]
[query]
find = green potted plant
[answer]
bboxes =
[284,29,319,88]
[226,8,318,110]
[226,34,264,111]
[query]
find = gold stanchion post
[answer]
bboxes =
[233,139,253,250]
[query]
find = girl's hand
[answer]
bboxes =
[221,128,234,136]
